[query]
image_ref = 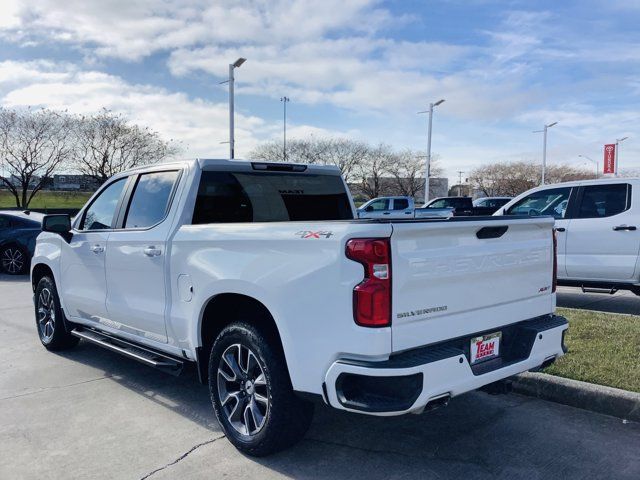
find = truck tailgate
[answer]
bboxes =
[390,217,555,352]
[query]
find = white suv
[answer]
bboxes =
[497,178,640,295]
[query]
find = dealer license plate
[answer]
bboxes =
[470,332,501,364]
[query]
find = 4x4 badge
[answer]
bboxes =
[295,230,333,239]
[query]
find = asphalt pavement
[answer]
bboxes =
[1,274,639,479]
[557,286,640,315]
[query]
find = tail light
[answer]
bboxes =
[552,229,558,293]
[345,238,391,327]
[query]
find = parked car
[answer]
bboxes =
[357,196,453,219]
[0,210,43,275]
[497,178,640,295]
[472,197,512,212]
[31,159,567,456]
[423,196,498,216]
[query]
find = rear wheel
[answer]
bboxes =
[1,245,28,275]
[209,322,313,456]
[35,276,79,350]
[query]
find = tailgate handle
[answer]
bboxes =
[476,226,508,239]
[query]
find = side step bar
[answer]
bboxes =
[71,328,184,376]
[581,286,618,295]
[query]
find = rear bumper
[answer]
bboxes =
[324,314,568,416]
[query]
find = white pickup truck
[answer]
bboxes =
[31,159,567,456]
[357,196,453,219]
[497,178,640,295]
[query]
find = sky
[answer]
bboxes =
[0,0,639,183]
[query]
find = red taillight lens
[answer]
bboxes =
[345,238,391,327]
[552,229,558,293]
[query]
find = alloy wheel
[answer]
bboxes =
[37,287,56,343]
[1,248,25,274]
[217,343,270,436]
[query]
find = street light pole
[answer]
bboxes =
[578,154,598,179]
[227,57,246,159]
[615,137,628,177]
[418,99,445,203]
[457,170,464,196]
[281,97,290,161]
[533,121,557,185]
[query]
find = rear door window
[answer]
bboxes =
[576,184,630,219]
[506,187,571,219]
[192,171,352,223]
[392,198,409,210]
[124,171,180,228]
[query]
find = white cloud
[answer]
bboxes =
[0,59,356,159]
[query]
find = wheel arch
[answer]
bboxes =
[31,262,55,292]
[196,293,288,385]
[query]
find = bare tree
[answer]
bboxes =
[249,137,368,183]
[387,150,443,198]
[356,143,395,199]
[469,160,593,197]
[0,108,73,208]
[74,110,179,185]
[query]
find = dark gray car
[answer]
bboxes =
[0,210,43,275]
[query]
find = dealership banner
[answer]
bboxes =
[603,144,616,174]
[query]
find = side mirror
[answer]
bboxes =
[365,205,374,212]
[42,214,72,235]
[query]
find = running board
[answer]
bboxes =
[581,286,618,295]
[71,328,184,376]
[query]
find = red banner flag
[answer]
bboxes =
[604,144,616,174]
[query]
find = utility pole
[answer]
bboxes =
[281,97,290,161]
[225,57,246,159]
[533,121,557,185]
[418,99,445,203]
[615,137,628,177]
[457,170,464,196]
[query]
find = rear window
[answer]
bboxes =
[192,171,353,224]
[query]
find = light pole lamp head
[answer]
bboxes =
[434,99,445,107]
[232,57,246,68]
[546,121,558,128]
[617,136,629,143]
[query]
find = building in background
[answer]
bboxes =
[52,174,101,191]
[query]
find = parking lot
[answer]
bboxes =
[1,273,639,480]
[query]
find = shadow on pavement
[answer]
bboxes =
[54,339,640,480]
[557,287,640,315]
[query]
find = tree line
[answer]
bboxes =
[248,138,442,201]
[0,108,178,208]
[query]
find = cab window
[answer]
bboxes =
[124,171,179,228]
[393,198,409,210]
[365,199,390,211]
[506,187,571,219]
[576,184,630,219]
[80,178,127,230]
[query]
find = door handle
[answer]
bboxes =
[555,227,566,232]
[90,244,104,254]
[613,225,637,231]
[144,246,162,257]
[383,212,391,215]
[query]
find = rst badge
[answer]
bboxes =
[470,331,501,364]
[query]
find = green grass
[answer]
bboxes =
[547,307,640,392]
[0,190,92,209]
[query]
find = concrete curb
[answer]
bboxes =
[512,372,640,422]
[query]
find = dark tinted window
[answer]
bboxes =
[125,171,179,228]
[427,198,469,209]
[506,187,571,219]
[577,184,630,219]
[81,178,127,230]
[192,171,352,223]
[393,198,409,210]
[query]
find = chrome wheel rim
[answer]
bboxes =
[2,248,24,274]
[217,343,269,436]
[37,287,56,343]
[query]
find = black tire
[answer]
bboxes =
[34,276,80,351]
[1,244,29,275]
[209,322,314,456]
